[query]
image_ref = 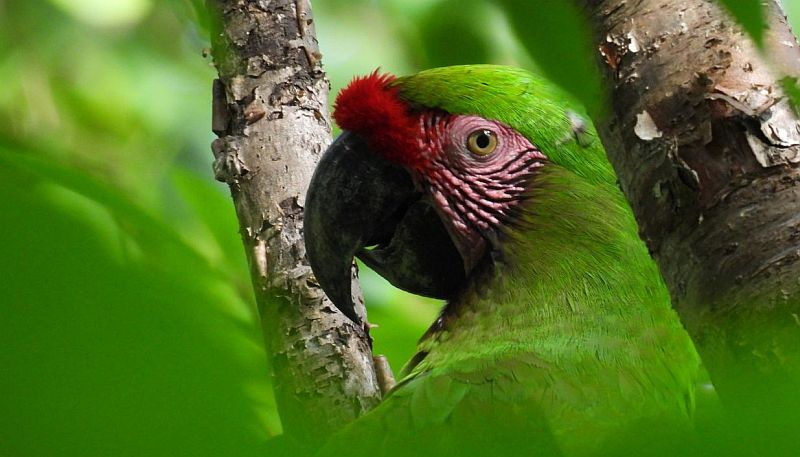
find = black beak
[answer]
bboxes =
[305,131,464,324]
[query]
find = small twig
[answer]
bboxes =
[295,0,309,37]
[373,355,396,395]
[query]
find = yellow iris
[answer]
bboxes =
[467,129,498,156]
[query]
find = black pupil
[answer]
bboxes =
[476,131,491,149]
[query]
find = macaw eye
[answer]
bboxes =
[466,129,498,156]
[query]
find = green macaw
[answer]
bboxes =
[304,65,700,456]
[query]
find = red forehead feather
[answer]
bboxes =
[333,70,424,168]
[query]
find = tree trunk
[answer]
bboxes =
[206,0,380,448]
[581,0,800,416]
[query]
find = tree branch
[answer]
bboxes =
[581,0,800,413]
[206,0,380,448]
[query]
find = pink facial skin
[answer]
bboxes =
[412,114,547,273]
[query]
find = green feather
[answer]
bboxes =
[318,65,699,457]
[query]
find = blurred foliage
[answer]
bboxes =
[0,1,272,455]
[496,0,605,115]
[718,0,766,47]
[2,0,800,456]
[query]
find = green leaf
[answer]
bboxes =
[0,145,276,457]
[47,0,152,27]
[495,0,605,115]
[717,0,766,47]
[170,168,249,278]
[416,0,493,67]
[0,142,216,276]
[780,76,800,115]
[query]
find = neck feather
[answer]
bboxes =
[409,165,690,371]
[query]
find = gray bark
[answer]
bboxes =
[581,0,800,413]
[206,0,380,447]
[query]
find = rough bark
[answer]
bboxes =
[581,0,800,413]
[206,0,380,447]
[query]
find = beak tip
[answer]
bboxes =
[305,130,415,327]
[327,281,361,325]
[305,236,361,324]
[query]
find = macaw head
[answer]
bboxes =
[305,65,613,323]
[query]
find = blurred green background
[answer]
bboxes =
[1,1,799,456]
